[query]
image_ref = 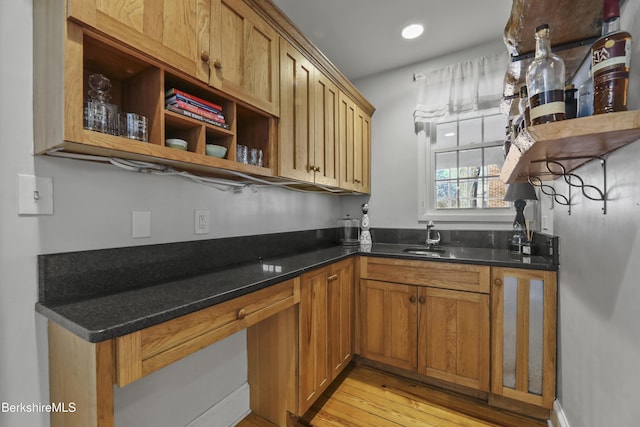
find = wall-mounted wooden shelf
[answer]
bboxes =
[500,110,640,183]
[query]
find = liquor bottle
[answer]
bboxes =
[517,85,531,132]
[564,84,578,119]
[591,0,632,114]
[526,24,566,125]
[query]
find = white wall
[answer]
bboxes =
[0,2,346,426]
[553,1,640,426]
[347,40,547,231]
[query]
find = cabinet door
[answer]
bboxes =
[491,268,557,410]
[328,259,354,377]
[355,107,371,193]
[210,0,279,115]
[278,39,315,183]
[417,287,490,391]
[299,267,329,414]
[359,280,417,371]
[338,91,357,191]
[313,72,340,187]
[68,0,211,82]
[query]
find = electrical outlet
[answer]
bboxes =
[542,215,550,231]
[132,211,151,238]
[195,210,210,235]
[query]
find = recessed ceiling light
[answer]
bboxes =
[402,24,424,40]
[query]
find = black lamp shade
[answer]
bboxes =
[503,182,538,202]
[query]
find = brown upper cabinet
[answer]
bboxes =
[67,0,279,116]
[67,0,212,83]
[339,93,370,193]
[36,0,372,192]
[279,40,340,187]
[209,0,279,116]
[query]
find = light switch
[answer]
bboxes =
[18,174,53,215]
[132,211,151,238]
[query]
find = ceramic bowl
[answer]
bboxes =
[205,144,227,158]
[165,138,188,150]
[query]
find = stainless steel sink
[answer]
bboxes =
[402,246,446,256]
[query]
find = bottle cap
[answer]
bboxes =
[535,23,549,32]
[603,0,620,22]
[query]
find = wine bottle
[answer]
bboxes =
[591,0,632,114]
[526,24,566,125]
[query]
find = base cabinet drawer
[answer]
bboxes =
[115,278,299,387]
[360,257,490,293]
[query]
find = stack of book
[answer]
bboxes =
[164,88,229,130]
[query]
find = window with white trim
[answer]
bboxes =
[418,108,512,222]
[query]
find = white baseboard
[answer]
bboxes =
[186,382,251,427]
[549,399,571,427]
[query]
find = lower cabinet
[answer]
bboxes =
[359,279,418,371]
[490,267,557,412]
[418,287,490,392]
[359,275,490,392]
[299,258,354,414]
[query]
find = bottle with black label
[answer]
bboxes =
[591,0,632,114]
[526,24,566,125]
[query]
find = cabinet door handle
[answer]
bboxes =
[213,59,223,70]
[494,278,503,287]
[409,295,417,304]
[315,166,321,172]
[419,296,426,304]
[328,274,338,282]
[200,50,210,65]
[237,308,247,320]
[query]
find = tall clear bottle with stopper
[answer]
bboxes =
[359,204,372,251]
[526,24,566,125]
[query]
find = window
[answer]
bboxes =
[418,108,512,222]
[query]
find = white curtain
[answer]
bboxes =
[413,52,509,123]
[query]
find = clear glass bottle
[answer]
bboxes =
[517,85,531,133]
[526,24,566,125]
[578,72,594,117]
[591,0,632,114]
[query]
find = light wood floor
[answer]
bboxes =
[239,364,547,427]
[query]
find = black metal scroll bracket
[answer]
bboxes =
[528,157,608,215]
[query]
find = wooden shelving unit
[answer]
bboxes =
[500,111,640,183]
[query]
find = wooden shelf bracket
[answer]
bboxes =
[528,156,608,215]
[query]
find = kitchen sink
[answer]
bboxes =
[402,246,446,256]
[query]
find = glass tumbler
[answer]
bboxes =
[236,144,248,164]
[119,113,148,142]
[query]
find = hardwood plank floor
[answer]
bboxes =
[238,364,547,427]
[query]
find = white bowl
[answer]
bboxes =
[165,138,188,150]
[205,144,227,158]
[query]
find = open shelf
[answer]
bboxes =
[500,110,640,183]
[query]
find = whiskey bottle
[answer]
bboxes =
[526,24,566,125]
[591,0,632,114]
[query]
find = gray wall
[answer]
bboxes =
[0,2,345,426]
[345,40,554,231]
[554,1,640,425]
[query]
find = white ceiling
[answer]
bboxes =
[271,0,514,81]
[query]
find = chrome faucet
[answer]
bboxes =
[425,221,441,248]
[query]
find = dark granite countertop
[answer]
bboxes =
[36,245,357,343]
[364,243,557,270]
[36,232,558,343]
